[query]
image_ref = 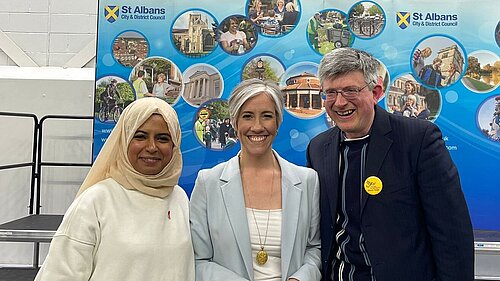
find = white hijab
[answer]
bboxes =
[77,98,182,198]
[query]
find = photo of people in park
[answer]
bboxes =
[280,62,323,119]
[306,10,354,55]
[242,55,285,82]
[95,76,134,123]
[112,31,149,67]
[182,63,223,107]
[347,2,385,39]
[463,50,500,93]
[129,57,183,104]
[411,35,466,89]
[171,10,217,58]
[217,15,258,55]
[477,95,500,142]
[246,0,301,36]
[386,74,441,122]
[193,99,237,150]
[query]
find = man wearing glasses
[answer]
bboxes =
[306,47,473,281]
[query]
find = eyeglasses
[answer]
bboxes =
[321,82,372,101]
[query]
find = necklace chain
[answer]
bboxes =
[242,155,276,257]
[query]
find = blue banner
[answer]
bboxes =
[95,0,500,230]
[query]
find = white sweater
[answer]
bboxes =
[35,178,195,281]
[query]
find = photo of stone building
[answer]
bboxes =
[183,65,222,106]
[437,44,464,84]
[172,11,216,58]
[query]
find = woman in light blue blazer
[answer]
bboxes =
[190,79,321,281]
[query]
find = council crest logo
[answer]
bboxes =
[105,6,119,23]
[396,12,410,29]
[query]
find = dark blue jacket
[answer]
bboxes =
[307,106,473,281]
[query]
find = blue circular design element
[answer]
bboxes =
[284,49,295,60]
[383,45,398,59]
[289,129,299,138]
[102,53,115,67]
[445,90,459,103]
[290,131,310,152]
[154,39,164,49]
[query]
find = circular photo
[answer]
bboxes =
[462,50,500,93]
[129,57,183,104]
[193,99,237,150]
[347,1,385,39]
[95,76,134,123]
[281,62,323,119]
[495,21,500,48]
[242,54,285,82]
[307,9,355,55]
[477,95,500,142]
[182,64,223,107]
[386,73,442,122]
[112,31,149,67]
[376,59,390,100]
[171,9,217,58]
[246,0,301,37]
[217,15,258,55]
[411,35,466,89]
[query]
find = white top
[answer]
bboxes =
[220,30,247,44]
[220,30,247,53]
[35,178,195,281]
[152,82,173,98]
[246,208,282,281]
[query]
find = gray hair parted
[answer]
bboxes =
[318,47,380,90]
[228,78,284,131]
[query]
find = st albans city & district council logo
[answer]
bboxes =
[105,5,166,23]
[397,11,458,29]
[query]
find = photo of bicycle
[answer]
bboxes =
[95,76,134,123]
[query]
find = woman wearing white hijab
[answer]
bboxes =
[35,98,194,281]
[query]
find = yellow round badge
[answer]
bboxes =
[364,176,383,195]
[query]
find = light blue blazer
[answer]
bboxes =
[190,151,321,281]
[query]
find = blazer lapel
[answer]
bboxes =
[277,153,302,280]
[361,106,392,215]
[324,129,341,223]
[220,156,254,280]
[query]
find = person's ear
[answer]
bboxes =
[372,84,384,102]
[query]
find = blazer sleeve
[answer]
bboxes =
[35,191,99,281]
[417,123,474,281]
[288,170,322,281]
[190,170,250,281]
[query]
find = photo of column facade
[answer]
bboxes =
[183,69,222,106]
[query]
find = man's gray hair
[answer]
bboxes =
[318,47,380,89]
[228,78,284,131]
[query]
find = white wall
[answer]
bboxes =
[0,67,95,266]
[0,0,97,67]
[0,0,97,266]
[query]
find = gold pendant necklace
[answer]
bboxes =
[256,246,268,265]
[242,154,276,266]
